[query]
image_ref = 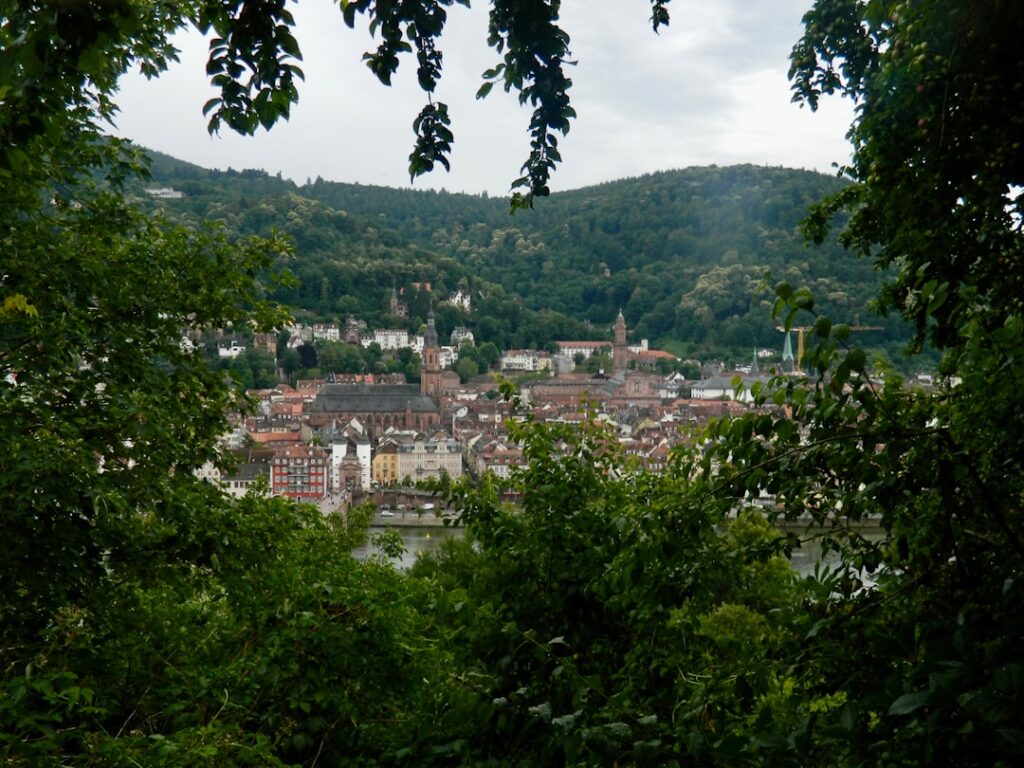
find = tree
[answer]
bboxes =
[418,3,1023,764]
[686,2,1024,761]
[319,339,367,374]
[1,192,292,627]
[477,341,502,370]
[793,0,1024,351]
[296,340,319,369]
[5,0,1023,764]
[280,346,302,378]
[1,2,480,760]
[455,356,479,382]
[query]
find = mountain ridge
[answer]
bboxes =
[143,149,907,363]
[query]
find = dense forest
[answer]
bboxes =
[144,153,911,364]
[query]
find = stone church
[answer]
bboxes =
[307,312,443,440]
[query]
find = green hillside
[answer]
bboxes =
[145,152,907,361]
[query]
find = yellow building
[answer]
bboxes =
[371,441,399,486]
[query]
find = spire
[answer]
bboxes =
[423,306,438,349]
[613,309,628,372]
[782,331,794,371]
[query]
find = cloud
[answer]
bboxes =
[113,0,853,195]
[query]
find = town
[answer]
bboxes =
[195,286,803,512]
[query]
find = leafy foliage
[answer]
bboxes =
[792,0,1024,351]
[4,0,1023,766]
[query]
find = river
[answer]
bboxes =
[354,523,885,576]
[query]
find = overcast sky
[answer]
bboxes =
[114,0,854,196]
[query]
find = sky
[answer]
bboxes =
[114,0,854,196]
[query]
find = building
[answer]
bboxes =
[253,332,278,357]
[270,444,329,500]
[343,316,365,345]
[420,310,443,401]
[221,461,270,498]
[451,326,474,346]
[632,348,678,370]
[372,439,401,485]
[613,310,628,373]
[689,374,772,403]
[500,349,552,372]
[312,323,340,342]
[217,339,246,358]
[439,345,459,369]
[329,435,371,492]
[447,289,471,311]
[363,329,410,351]
[145,187,184,199]
[396,435,463,483]
[307,384,441,440]
[388,287,408,318]
[555,340,612,361]
[473,439,525,479]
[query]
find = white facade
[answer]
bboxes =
[690,375,770,403]
[448,290,472,311]
[363,329,409,351]
[145,187,184,199]
[451,326,475,346]
[218,340,246,358]
[439,345,458,368]
[501,349,551,372]
[330,439,372,491]
[396,437,464,482]
[312,323,341,342]
[195,460,269,499]
[285,324,314,343]
[556,341,611,360]
[194,460,222,484]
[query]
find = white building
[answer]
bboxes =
[312,323,341,342]
[396,436,464,483]
[363,329,410,351]
[501,349,551,372]
[195,460,269,499]
[448,290,472,311]
[285,324,314,343]
[217,339,246,358]
[451,326,475,346]
[439,345,458,368]
[145,187,184,199]
[556,341,612,360]
[330,437,371,492]
[689,375,772,403]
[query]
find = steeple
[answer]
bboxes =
[420,308,442,400]
[782,331,794,372]
[613,309,628,373]
[423,307,438,349]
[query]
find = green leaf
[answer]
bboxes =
[888,691,933,715]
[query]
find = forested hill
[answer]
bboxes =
[145,152,905,359]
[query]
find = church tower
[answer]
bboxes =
[613,309,628,373]
[781,331,795,373]
[420,310,443,400]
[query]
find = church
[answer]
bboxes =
[306,312,444,440]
